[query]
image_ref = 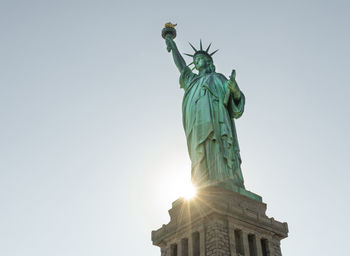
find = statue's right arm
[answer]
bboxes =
[165,36,187,73]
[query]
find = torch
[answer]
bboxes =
[162,22,177,52]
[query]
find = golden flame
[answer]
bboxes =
[165,22,177,28]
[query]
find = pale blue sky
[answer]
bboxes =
[1,0,349,255]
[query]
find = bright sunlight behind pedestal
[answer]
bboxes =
[156,166,196,201]
[182,183,197,200]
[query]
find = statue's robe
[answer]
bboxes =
[180,67,245,190]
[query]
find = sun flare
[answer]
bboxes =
[157,165,198,201]
[181,182,197,200]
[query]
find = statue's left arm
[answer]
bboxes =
[225,70,245,119]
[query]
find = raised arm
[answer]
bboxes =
[165,35,187,73]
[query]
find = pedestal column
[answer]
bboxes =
[199,227,205,256]
[228,223,236,256]
[188,234,193,256]
[255,235,263,256]
[242,231,250,256]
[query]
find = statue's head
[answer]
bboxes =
[185,40,218,73]
[193,53,215,73]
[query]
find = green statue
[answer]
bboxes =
[162,23,247,193]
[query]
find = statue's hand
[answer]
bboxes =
[228,79,239,93]
[230,69,236,80]
[228,70,241,100]
[165,35,175,52]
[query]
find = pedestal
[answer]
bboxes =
[152,187,288,256]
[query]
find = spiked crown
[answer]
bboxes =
[184,40,219,62]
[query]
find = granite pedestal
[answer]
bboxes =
[152,187,288,256]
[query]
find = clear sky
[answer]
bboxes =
[1,0,349,255]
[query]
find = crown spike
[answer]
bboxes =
[188,42,197,52]
[210,49,219,56]
[184,53,194,57]
[200,39,203,51]
[206,43,212,53]
[187,62,194,66]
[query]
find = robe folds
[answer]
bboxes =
[180,66,245,190]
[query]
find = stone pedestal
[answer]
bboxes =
[152,187,288,256]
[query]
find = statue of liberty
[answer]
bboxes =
[162,24,246,192]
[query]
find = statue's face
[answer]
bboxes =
[194,54,208,71]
